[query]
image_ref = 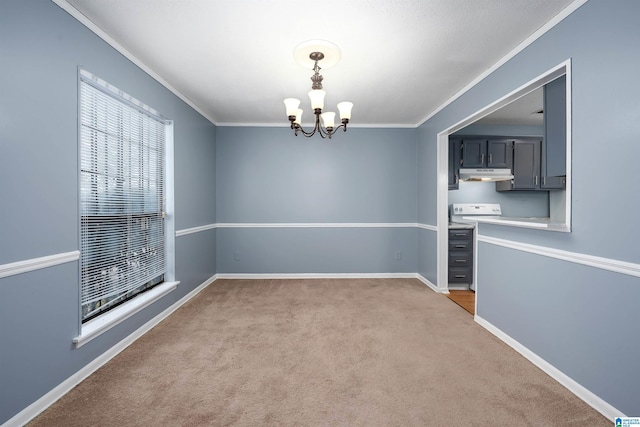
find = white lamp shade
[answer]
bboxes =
[308,89,326,110]
[284,98,300,117]
[337,102,353,120]
[294,109,303,125]
[321,111,336,128]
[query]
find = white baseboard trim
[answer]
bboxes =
[213,272,448,295]
[215,272,418,280]
[0,251,79,279]
[415,273,447,293]
[474,315,625,420]
[3,274,218,427]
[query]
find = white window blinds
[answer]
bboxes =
[79,70,167,322]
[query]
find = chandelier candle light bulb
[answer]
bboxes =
[284,42,352,139]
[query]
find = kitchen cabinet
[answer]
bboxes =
[541,75,566,189]
[448,139,462,190]
[448,228,473,286]
[461,138,512,168]
[496,138,543,191]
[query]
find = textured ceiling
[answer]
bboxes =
[59,0,577,127]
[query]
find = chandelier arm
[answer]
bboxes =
[294,123,317,137]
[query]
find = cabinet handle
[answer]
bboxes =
[488,154,493,164]
[455,245,466,248]
[454,259,466,263]
[543,176,546,186]
[534,176,538,186]
[481,154,485,164]
[453,233,467,236]
[455,275,466,278]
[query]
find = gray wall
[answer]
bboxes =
[418,0,640,414]
[2,0,639,422]
[0,0,217,423]
[215,127,418,274]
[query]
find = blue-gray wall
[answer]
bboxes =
[418,0,640,414]
[215,127,418,274]
[0,0,217,424]
[2,0,639,422]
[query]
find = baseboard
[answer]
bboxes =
[414,273,447,293]
[474,315,625,420]
[214,272,446,294]
[2,274,219,427]
[215,272,419,280]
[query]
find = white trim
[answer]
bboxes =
[73,281,179,348]
[478,235,640,278]
[215,273,447,294]
[175,223,218,237]
[0,251,79,279]
[216,272,418,280]
[416,223,437,232]
[416,0,587,127]
[216,222,419,229]
[51,1,217,125]
[475,315,625,420]
[3,274,218,427]
[176,222,423,236]
[216,122,418,129]
[415,273,447,293]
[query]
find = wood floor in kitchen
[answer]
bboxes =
[445,290,475,315]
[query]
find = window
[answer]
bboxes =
[79,70,172,323]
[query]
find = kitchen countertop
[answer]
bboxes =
[448,222,475,229]
[465,216,570,232]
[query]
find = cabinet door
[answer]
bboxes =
[461,139,487,167]
[448,139,461,190]
[541,75,567,189]
[512,140,541,189]
[487,139,513,168]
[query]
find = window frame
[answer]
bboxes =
[74,69,177,348]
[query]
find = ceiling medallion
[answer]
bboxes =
[283,40,353,139]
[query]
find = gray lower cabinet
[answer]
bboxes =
[448,228,473,286]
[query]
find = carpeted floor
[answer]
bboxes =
[29,278,608,426]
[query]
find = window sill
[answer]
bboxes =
[73,281,179,348]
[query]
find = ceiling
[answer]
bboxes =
[59,0,577,127]
[475,87,544,126]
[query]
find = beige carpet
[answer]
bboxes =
[30,278,608,426]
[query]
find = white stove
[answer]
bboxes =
[450,203,502,225]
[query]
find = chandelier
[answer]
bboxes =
[283,41,353,139]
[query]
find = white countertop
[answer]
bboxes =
[464,216,569,232]
[448,222,475,229]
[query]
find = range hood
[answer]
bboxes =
[458,168,514,182]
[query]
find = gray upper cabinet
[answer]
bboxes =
[487,139,513,168]
[461,138,486,168]
[496,138,542,191]
[541,75,567,189]
[461,138,512,168]
[448,139,462,190]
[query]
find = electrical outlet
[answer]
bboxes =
[234,251,240,261]
[395,251,402,260]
